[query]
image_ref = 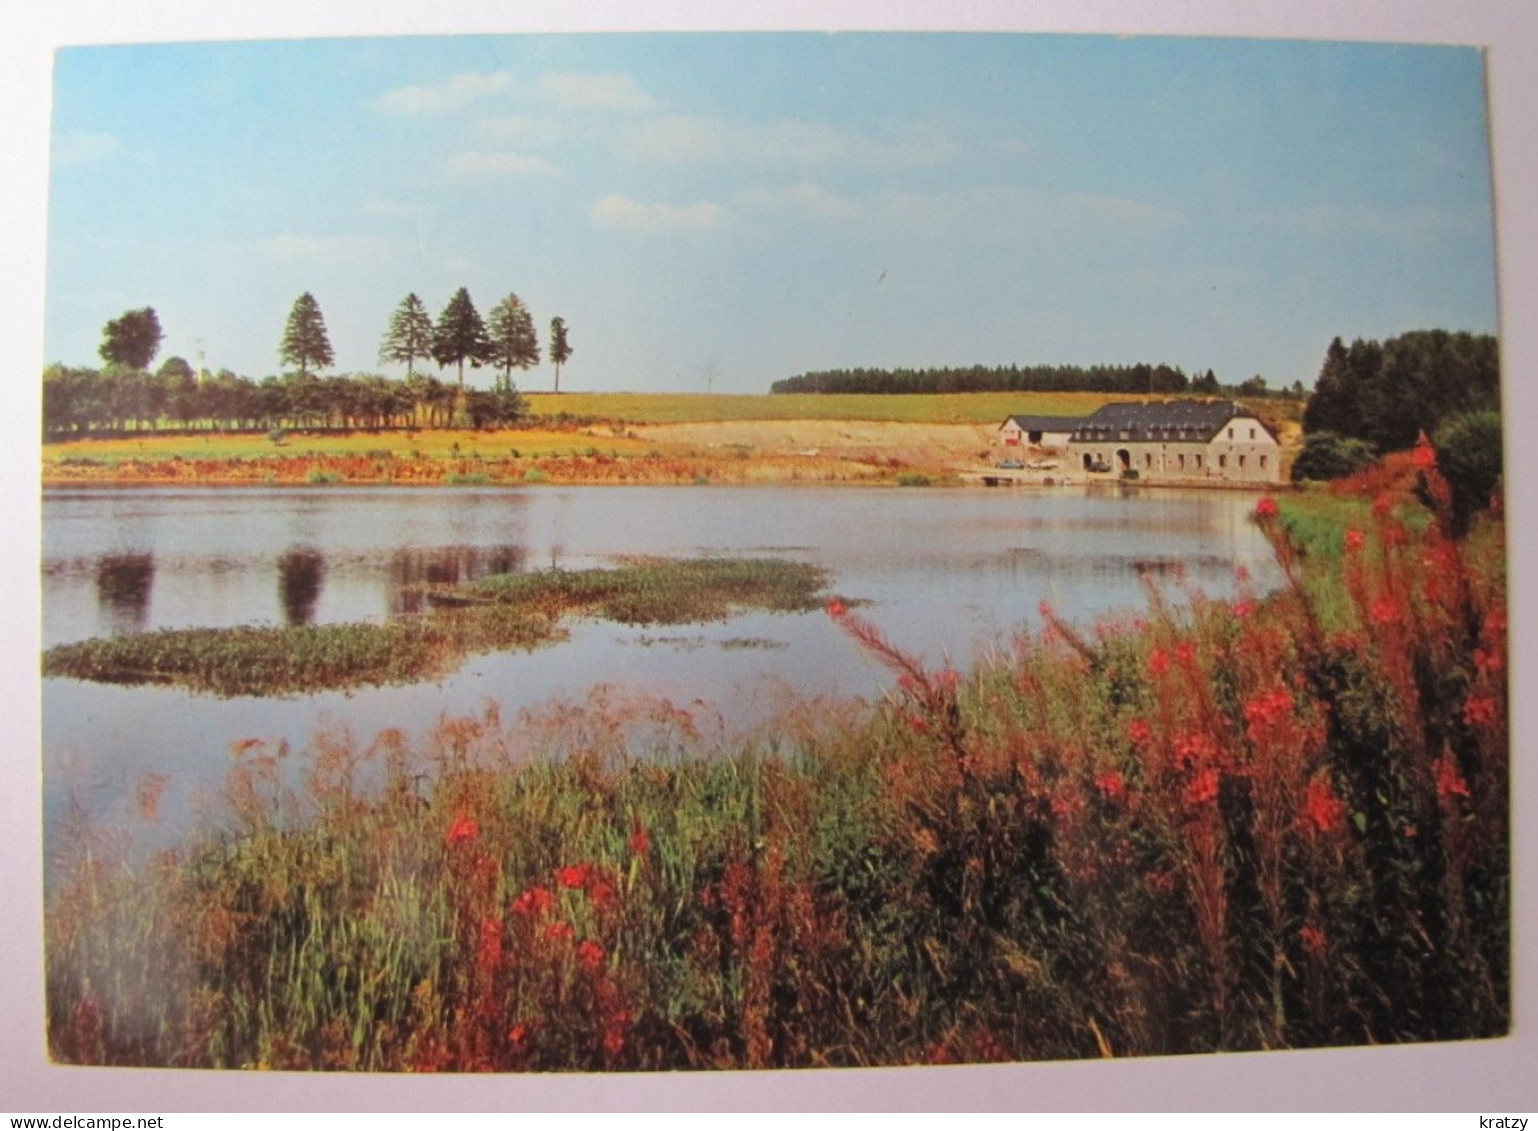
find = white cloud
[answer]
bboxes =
[879,186,1184,239]
[53,132,124,165]
[591,194,733,234]
[372,72,513,115]
[258,233,406,266]
[737,182,864,223]
[627,115,958,167]
[444,151,563,180]
[470,114,539,141]
[538,71,656,113]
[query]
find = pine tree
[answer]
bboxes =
[378,293,435,377]
[549,316,572,393]
[279,292,334,378]
[485,294,540,390]
[99,307,164,371]
[432,288,491,388]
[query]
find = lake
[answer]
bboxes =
[41,484,1279,855]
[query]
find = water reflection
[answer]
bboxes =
[277,547,326,626]
[95,553,154,635]
[386,545,527,614]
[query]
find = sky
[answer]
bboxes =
[43,33,1498,394]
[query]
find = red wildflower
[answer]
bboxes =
[543,919,575,944]
[477,915,503,971]
[1463,694,1501,729]
[1299,923,1327,956]
[1234,565,1251,583]
[934,668,961,691]
[825,599,847,619]
[628,822,652,857]
[587,875,618,910]
[1254,497,1279,520]
[1473,647,1504,676]
[1184,768,1220,807]
[1344,528,1366,554]
[1412,434,1437,469]
[1172,731,1220,772]
[907,713,929,735]
[1095,770,1127,801]
[446,813,479,847]
[1174,641,1198,670]
[1038,600,1055,620]
[1300,776,1346,834]
[576,940,605,972]
[1233,597,1255,620]
[602,1012,630,1058]
[512,885,555,918]
[557,863,593,890]
[1434,756,1470,800]
[1148,648,1170,677]
[1127,718,1153,746]
[508,1022,533,1050]
[1368,597,1403,627]
[1244,687,1294,741]
[1372,494,1394,518]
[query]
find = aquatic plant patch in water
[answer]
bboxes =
[41,557,829,697]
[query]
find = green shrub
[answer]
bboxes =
[1291,431,1378,482]
[1431,409,1503,535]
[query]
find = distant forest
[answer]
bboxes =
[770,364,1299,399]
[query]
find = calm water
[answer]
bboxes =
[42,484,1279,851]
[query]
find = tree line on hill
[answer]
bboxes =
[770,363,1305,399]
[44,290,575,438]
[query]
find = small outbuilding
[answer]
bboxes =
[998,414,1082,451]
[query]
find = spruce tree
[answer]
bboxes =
[485,294,540,390]
[549,316,572,393]
[279,292,334,378]
[379,293,435,377]
[432,288,491,388]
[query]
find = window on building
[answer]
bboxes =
[1219,454,1227,469]
[1227,427,1234,439]
[1260,455,1268,469]
[1178,453,1186,469]
[1145,453,1152,468]
[1249,427,1256,440]
[1195,454,1203,469]
[1239,455,1247,468]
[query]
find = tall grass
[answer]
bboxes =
[46,454,1505,1069]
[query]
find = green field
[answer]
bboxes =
[527,391,1143,425]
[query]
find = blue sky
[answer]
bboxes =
[44,33,1497,393]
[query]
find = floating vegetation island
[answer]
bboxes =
[42,557,830,697]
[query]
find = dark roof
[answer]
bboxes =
[1071,400,1277,443]
[1000,414,1085,432]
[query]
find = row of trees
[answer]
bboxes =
[42,363,527,437]
[283,289,573,391]
[770,363,1305,399]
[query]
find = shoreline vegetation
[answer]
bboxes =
[42,557,830,697]
[41,392,1303,489]
[45,450,1508,1070]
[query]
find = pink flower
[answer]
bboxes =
[1344,529,1366,554]
[1127,718,1153,747]
[1254,497,1279,520]
[557,863,593,890]
[1463,694,1501,729]
[825,599,847,619]
[1368,597,1403,627]
[1147,648,1170,677]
